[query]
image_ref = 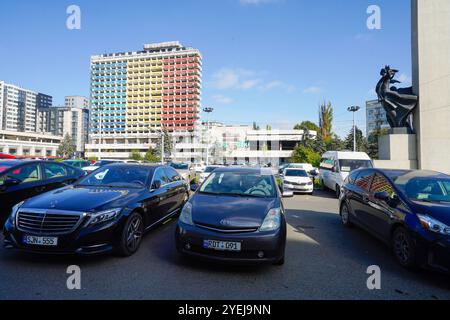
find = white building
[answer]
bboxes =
[0,81,52,133]
[0,130,62,158]
[366,99,390,136]
[65,96,89,109]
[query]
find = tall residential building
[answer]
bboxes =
[86,41,202,159]
[366,99,390,136]
[65,96,89,109]
[37,96,90,156]
[0,81,52,132]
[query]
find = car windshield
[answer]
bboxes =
[171,163,189,170]
[396,178,450,203]
[204,166,218,173]
[199,172,276,198]
[339,160,373,172]
[77,166,149,188]
[285,169,309,177]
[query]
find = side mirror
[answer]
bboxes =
[190,184,199,192]
[0,178,20,192]
[151,180,162,191]
[374,192,390,202]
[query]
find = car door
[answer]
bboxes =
[0,163,44,223]
[147,168,172,222]
[366,174,399,239]
[164,167,186,212]
[351,170,375,228]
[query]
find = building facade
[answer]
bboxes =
[86,41,202,159]
[0,130,62,158]
[366,99,390,136]
[65,96,89,109]
[0,81,52,133]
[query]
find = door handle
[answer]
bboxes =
[363,195,370,203]
[35,186,46,192]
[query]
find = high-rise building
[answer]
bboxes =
[86,41,202,159]
[37,96,90,156]
[366,99,390,136]
[0,81,52,132]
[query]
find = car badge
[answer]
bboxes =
[50,200,58,208]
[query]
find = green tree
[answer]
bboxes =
[367,128,389,159]
[57,133,76,159]
[294,121,320,132]
[130,150,143,161]
[290,145,322,167]
[155,130,173,160]
[144,146,159,162]
[344,126,368,152]
[252,122,260,130]
[319,101,334,144]
[326,134,345,151]
[266,125,272,131]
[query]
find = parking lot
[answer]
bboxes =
[0,190,449,300]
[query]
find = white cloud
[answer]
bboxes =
[211,69,240,90]
[397,73,411,84]
[240,79,262,90]
[239,0,277,5]
[212,94,234,105]
[303,86,323,94]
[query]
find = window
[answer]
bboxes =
[320,158,334,171]
[347,170,361,185]
[44,163,67,179]
[0,164,41,185]
[164,167,181,182]
[354,171,373,191]
[371,174,396,197]
[152,168,170,186]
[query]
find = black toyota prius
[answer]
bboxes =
[3,164,189,256]
[175,167,287,265]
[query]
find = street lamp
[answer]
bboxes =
[203,107,214,166]
[347,106,361,152]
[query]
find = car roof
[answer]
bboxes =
[323,151,371,160]
[0,159,44,167]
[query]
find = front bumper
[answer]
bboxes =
[3,216,124,255]
[175,222,286,265]
[284,184,314,193]
[412,231,450,273]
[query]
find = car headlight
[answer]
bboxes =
[9,201,25,227]
[179,202,194,225]
[283,180,293,186]
[88,208,122,226]
[260,208,281,232]
[417,214,450,235]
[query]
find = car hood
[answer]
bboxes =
[22,186,142,212]
[191,194,277,229]
[409,201,450,225]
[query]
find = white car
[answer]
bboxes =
[199,165,222,184]
[82,159,123,173]
[282,168,314,195]
[319,151,373,198]
[192,163,206,174]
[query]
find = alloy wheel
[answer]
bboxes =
[394,231,410,264]
[126,215,143,252]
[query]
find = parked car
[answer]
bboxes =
[282,168,314,195]
[62,160,92,169]
[319,151,373,198]
[175,167,287,265]
[192,163,206,174]
[0,160,84,224]
[170,163,196,184]
[339,168,450,272]
[0,153,16,159]
[199,165,222,184]
[3,164,189,256]
[283,163,319,176]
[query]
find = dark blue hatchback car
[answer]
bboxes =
[339,169,450,272]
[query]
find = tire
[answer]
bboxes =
[340,203,353,228]
[392,227,417,269]
[335,185,341,199]
[115,212,144,257]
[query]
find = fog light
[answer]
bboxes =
[185,243,191,250]
[257,251,265,258]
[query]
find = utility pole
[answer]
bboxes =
[161,130,165,165]
[347,106,361,152]
[203,107,214,166]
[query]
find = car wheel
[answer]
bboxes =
[335,185,341,198]
[340,203,353,228]
[392,227,417,269]
[116,212,144,257]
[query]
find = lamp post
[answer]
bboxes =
[347,106,361,152]
[203,107,214,166]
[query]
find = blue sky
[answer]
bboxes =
[0,0,412,137]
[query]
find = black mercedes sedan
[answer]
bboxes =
[175,167,287,266]
[0,160,84,225]
[339,169,450,272]
[3,164,189,256]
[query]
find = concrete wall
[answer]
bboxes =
[412,0,450,174]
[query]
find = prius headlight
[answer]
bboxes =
[179,202,194,226]
[417,214,450,235]
[89,208,122,226]
[9,201,25,227]
[260,208,281,232]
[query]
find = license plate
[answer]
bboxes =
[23,235,58,246]
[203,240,241,252]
